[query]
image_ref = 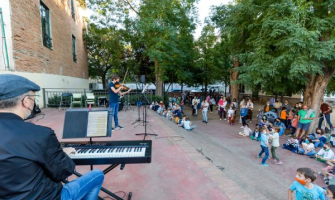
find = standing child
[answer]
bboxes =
[227,106,235,125]
[270,127,283,165]
[201,100,209,123]
[257,127,270,167]
[288,167,325,200]
[290,115,298,135]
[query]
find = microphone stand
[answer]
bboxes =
[135,87,157,140]
[132,76,142,125]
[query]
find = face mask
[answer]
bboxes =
[325,196,331,200]
[23,99,35,120]
[267,104,270,105]
[305,140,310,144]
[296,177,307,185]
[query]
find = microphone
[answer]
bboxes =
[142,84,149,94]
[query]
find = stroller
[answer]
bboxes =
[257,109,278,124]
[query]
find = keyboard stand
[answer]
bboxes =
[64,164,132,200]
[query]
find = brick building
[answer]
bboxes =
[0,0,89,106]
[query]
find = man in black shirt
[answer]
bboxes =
[108,74,132,130]
[0,74,104,200]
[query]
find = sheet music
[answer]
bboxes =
[86,111,108,137]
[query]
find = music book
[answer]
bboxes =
[62,108,111,139]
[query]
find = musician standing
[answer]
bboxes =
[0,74,104,200]
[108,74,132,130]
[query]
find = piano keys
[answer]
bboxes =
[62,140,152,165]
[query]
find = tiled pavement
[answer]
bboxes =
[31,106,330,200]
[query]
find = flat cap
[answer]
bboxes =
[0,74,40,100]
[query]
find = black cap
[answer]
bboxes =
[0,74,40,100]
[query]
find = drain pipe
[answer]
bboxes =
[0,7,10,71]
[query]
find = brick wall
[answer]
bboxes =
[9,0,88,79]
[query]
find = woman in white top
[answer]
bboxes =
[246,99,254,123]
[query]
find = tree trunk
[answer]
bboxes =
[101,74,107,89]
[303,68,335,134]
[230,58,240,100]
[155,60,163,97]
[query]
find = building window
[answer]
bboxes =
[40,2,52,49]
[70,0,75,20]
[72,35,77,62]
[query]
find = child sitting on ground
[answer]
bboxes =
[283,136,299,153]
[310,128,327,148]
[180,116,196,131]
[239,124,252,137]
[315,144,335,164]
[288,167,325,200]
[166,108,172,120]
[298,138,316,156]
[251,124,261,141]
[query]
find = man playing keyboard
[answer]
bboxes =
[0,74,104,200]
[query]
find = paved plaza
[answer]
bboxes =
[31,106,331,200]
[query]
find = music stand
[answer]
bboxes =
[135,86,157,140]
[62,108,132,200]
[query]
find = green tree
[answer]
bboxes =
[84,23,125,89]
[213,0,335,133]
[195,24,227,97]
[86,0,199,97]
[211,2,254,100]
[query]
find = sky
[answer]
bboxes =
[194,0,231,38]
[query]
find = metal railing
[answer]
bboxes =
[42,88,154,108]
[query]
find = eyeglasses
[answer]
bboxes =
[22,94,39,103]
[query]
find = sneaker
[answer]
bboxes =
[257,155,262,158]
[275,161,283,165]
[220,118,222,120]
[224,118,227,120]
[261,163,269,167]
[111,127,114,131]
[318,171,323,176]
[115,125,124,130]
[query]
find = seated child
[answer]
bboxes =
[288,168,325,200]
[150,101,155,110]
[315,144,335,164]
[180,116,196,131]
[239,124,252,137]
[330,134,335,147]
[166,108,172,120]
[162,109,167,117]
[250,124,261,141]
[298,138,316,156]
[283,136,299,153]
[310,128,327,148]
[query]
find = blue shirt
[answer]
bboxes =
[260,133,268,147]
[290,181,325,200]
[240,108,248,117]
[108,82,119,103]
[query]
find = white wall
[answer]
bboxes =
[0,0,14,71]
[0,71,89,108]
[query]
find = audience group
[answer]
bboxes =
[151,93,335,199]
